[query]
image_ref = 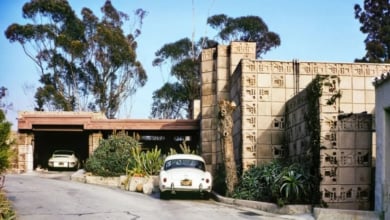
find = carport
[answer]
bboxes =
[16,112,200,171]
[33,130,89,169]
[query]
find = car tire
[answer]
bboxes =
[201,192,210,200]
[160,191,170,200]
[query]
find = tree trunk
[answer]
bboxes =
[218,100,238,196]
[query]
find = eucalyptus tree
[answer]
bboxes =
[354,0,390,63]
[150,37,217,119]
[150,14,280,119]
[5,0,147,118]
[207,14,281,58]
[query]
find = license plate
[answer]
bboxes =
[181,179,192,186]
[59,162,64,165]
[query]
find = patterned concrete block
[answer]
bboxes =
[256,130,272,144]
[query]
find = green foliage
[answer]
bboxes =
[127,146,163,177]
[127,146,146,177]
[85,132,139,177]
[0,87,12,112]
[166,148,178,156]
[304,75,334,205]
[151,14,280,119]
[0,110,12,174]
[178,141,197,154]
[354,1,390,63]
[0,190,16,220]
[233,160,281,202]
[326,91,342,105]
[143,147,164,176]
[150,82,188,119]
[166,141,197,156]
[277,164,310,203]
[232,160,314,206]
[150,38,207,119]
[207,14,281,58]
[5,0,147,118]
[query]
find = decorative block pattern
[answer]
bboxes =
[200,42,390,211]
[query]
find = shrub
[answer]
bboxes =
[276,163,312,204]
[0,110,13,174]
[0,190,15,219]
[127,146,163,177]
[167,141,198,155]
[233,160,282,202]
[232,160,314,206]
[142,146,164,176]
[85,132,139,177]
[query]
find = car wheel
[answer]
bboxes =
[160,191,170,200]
[201,192,210,200]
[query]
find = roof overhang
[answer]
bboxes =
[18,111,199,132]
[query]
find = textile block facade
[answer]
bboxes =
[200,42,390,210]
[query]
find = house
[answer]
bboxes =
[373,71,390,217]
[200,41,390,209]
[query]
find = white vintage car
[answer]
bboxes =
[48,150,80,170]
[159,154,212,199]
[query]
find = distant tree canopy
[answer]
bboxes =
[207,14,281,58]
[150,37,217,119]
[5,0,147,118]
[150,14,280,119]
[0,87,12,114]
[354,0,390,63]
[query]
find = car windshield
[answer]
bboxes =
[164,159,205,171]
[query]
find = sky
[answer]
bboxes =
[0,0,365,130]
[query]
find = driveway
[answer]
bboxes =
[5,172,302,220]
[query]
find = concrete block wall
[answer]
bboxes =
[320,113,373,210]
[373,74,390,219]
[231,64,244,168]
[13,133,34,173]
[285,79,374,209]
[230,42,257,170]
[238,59,295,167]
[200,42,390,210]
[88,132,102,156]
[200,47,218,171]
[285,88,310,160]
[237,60,390,168]
[200,42,257,172]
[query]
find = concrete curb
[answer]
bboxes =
[70,169,87,183]
[211,191,312,215]
[313,207,381,220]
[69,172,380,220]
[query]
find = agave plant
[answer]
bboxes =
[277,163,311,204]
[279,170,305,201]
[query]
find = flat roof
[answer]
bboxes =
[18,111,199,131]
